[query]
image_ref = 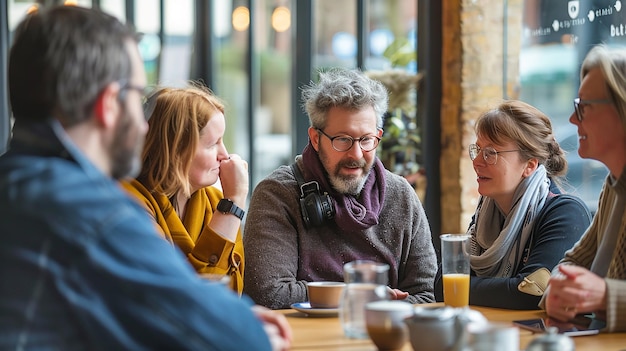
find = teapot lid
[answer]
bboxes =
[526,327,575,351]
[409,306,457,321]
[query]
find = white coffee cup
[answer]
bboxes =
[466,322,519,351]
[365,300,414,350]
[307,281,345,308]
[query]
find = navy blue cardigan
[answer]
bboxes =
[434,182,592,310]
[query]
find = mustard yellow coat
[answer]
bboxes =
[121,179,244,294]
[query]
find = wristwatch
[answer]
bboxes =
[217,198,245,220]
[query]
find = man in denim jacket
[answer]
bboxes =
[0,6,290,350]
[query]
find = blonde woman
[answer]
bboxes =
[122,84,248,294]
[543,45,626,332]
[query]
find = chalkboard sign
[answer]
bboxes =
[520,0,613,214]
[524,0,626,48]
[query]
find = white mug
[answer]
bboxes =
[466,322,519,351]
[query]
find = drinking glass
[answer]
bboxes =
[441,234,471,308]
[339,260,390,339]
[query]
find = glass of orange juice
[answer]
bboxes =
[440,234,470,308]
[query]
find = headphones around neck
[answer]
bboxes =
[290,163,335,228]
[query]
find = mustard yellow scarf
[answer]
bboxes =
[121,179,244,294]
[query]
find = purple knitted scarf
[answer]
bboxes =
[302,142,386,232]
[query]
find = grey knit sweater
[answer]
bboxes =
[243,159,437,309]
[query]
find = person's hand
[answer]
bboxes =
[251,305,293,351]
[219,154,249,207]
[545,264,607,322]
[387,287,409,300]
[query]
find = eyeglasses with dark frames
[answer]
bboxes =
[468,144,521,165]
[316,128,381,152]
[118,81,157,120]
[573,97,612,122]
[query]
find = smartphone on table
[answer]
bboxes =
[513,314,605,336]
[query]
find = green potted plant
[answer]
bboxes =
[366,37,425,200]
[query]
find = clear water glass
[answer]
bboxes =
[339,260,390,339]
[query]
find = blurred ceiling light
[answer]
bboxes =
[271,6,291,32]
[232,6,250,32]
[64,0,78,5]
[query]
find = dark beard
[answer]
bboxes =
[110,109,143,180]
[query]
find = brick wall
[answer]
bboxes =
[440,0,522,234]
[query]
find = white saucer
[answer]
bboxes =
[291,302,339,317]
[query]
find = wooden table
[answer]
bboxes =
[279,304,626,350]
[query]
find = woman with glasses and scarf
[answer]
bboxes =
[435,100,592,309]
[542,45,626,332]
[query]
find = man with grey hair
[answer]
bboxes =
[243,68,437,309]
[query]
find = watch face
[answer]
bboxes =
[218,199,244,220]
[218,199,233,212]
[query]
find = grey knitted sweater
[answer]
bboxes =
[243,159,437,309]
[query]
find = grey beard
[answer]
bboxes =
[329,171,369,195]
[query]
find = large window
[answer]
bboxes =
[211,1,295,185]
[519,0,625,213]
[313,0,417,71]
[4,0,420,189]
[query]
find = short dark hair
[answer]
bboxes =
[8,6,139,126]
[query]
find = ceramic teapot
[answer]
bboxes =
[404,306,487,351]
[526,327,575,351]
